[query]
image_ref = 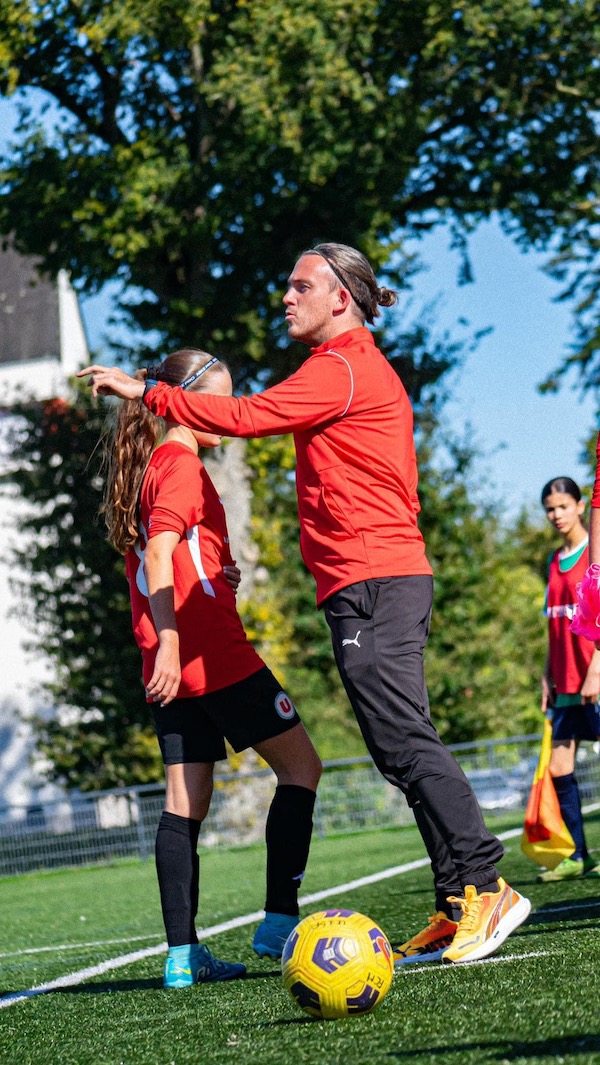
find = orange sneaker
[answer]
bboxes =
[392,912,458,966]
[442,878,531,964]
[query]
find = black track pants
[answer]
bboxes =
[324,575,504,897]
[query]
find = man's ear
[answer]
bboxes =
[333,286,352,315]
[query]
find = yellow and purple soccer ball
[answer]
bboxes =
[281,909,393,1020]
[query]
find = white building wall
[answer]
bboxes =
[0,269,88,808]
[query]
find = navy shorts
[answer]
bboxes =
[151,666,301,765]
[551,703,600,741]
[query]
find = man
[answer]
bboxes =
[80,241,530,964]
[591,434,600,566]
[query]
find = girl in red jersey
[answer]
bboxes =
[539,476,600,882]
[103,348,321,988]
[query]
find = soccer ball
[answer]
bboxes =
[281,909,393,1020]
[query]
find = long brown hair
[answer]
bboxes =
[103,349,227,553]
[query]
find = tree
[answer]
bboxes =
[2,0,598,784]
[4,392,162,789]
[417,432,548,742]
[0,0,597,378]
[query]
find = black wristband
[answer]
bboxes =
[143,378,158,398]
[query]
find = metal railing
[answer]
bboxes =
[1,734,599,878]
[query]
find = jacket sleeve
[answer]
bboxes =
[592,432,600,509]
[144,353,353,437]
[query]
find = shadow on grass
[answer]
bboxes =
[59,968,280,995]
[387,1034,600,1059]
[525,895,600,928]
[257,1016,317,1028]
[2,968,280,1000]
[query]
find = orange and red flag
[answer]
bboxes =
[520,718,575,869]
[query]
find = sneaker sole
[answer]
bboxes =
[394,946,447,967]
[443,895,531,964]
[253,944,284,959]
[164,967,245,987]
[196,969,246,983]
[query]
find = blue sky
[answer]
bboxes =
[1,92,597,519]
[397,221,598,517]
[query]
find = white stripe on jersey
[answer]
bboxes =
[186,526,216,598]
[322,349,354,417]
[135,523,149,598]
[134,521,216,601]
[545,603,576,619]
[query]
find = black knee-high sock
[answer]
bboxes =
[265,785,316,916]
[553,773,588,860]
[155,811,201,947]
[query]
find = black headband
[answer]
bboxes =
[145,357,219,390]
[310,250,369,320]
[180,358,219,389]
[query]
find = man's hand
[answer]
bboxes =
[223,564,241,594]
[581,659,600,705]
[77,364,145,400]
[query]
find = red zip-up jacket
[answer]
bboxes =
[145,327,432,606]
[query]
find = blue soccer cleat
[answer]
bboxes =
[163,943,246,989]
[252,912,299,959]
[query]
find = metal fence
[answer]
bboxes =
[1,733,599,878]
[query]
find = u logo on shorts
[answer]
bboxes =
[275,691,296,720]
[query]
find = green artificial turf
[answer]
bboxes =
[1,814,599,1065]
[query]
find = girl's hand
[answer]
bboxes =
[580,667,600,704]
[541,674,552,714]
[223,564,242,593]
[77,364,145,400]
[145,638,181,706]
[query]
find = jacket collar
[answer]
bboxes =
[309,326,373,357]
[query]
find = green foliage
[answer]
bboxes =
[3,389,162,789]
[2,827,600,1065]
[417,433,549,742]
[2,0,597,779]
[0,0,597,378]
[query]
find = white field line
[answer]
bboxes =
[0,819,591,1010]
[534,899,600,915]
[402,949,552,974]
[0,933,165,960]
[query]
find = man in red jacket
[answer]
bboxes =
[80,242,530,965]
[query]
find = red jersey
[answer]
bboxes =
[546,543,594,694]
[125,441,263,698]
[144,327,432,606]
[592,431,600,509]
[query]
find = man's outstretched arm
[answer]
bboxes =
[78,354,352,438]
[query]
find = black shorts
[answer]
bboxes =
[151,666,301,765]
[551,703,600,741]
